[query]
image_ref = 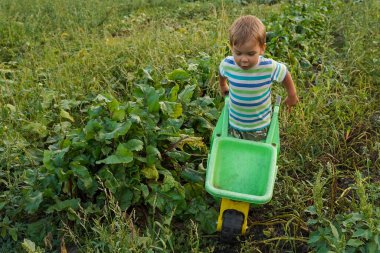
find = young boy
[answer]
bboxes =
[219,15,298,141]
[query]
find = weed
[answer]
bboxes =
[0,0,379,252]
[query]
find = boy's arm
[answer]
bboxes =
[282,71,299,109]
[219,74,229,97]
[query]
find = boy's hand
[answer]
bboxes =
[221,86,229,97]
[284,94,299,112]
[282,72,298,112]
[219,75,229,97]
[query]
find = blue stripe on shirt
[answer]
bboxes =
[271,64,278,81]
[226,72,272,81]
[230,88,270,101]
[259,60,272,66]
[225,58,235,65]
[229,79,271,88]
[230,92,270,107]
[230,109,271,123]
[230,122,270,132]
[229,106,271,118]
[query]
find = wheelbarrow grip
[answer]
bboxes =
[275,95,282,106]
[221,96,230,137]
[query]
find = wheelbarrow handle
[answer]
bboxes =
[275,95,282,106]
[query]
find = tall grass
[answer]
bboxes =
[1,0,379,252]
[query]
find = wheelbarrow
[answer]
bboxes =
[205,95,281,242]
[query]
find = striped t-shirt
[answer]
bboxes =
[219,55,287,131]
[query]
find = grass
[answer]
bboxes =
[1,0,379,252]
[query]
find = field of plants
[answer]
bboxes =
[1,0,379,252]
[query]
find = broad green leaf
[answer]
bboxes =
[167,69,190,81]
[96,154,133,165]
[96,143,133,164]
[43,148,69,170]
[162,174,177,192]
[197,207,218,234]
[147,192,166,211]
[308,232,321,244]
[180,168,204,183]
[343,212,363,227]
[329,222,340,240]
[21,239,36,252]
[306,219,318,226]
[47,198,80,213]
[140,184,149,198]
[60,109,74,122]
[59,99,81,110]
[115,143,133,156]
[23,122,48,138]
[97,168,119,192]
[125,139,144,151]
[94,94,112,103]
[146,145,161,165]
[367,242,379,253]
[116,188,134,210]
[159,101,183,119]
[103,121,132,140]
[25,191,43,214]
[70,163,93,189]
[107,98,120,113]
[147,88,160,113]
[107,99,126,121]
[112,109,126,121]
[88,105,104,118]
[143,67,153,81]
[0,201,6,210]
[178,85,195,104]
[161,118,183,131]
[346,239,364,247]
[168,84,179,102]
[305,205,317,215]
[43,150,55,171]
[84,119,103,140]
[135,84,160,112]
[175,136,206,151]
[40,90,57,109]
[195,116,213,132]
[352,228,372,240]
[9,227,17,241]
[26,218,50,244]
[166,151,191,162]
[141,165,159,180]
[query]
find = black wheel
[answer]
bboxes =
[220,209,244,243]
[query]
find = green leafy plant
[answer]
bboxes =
[307,171,380,253]
[18,74,219,238]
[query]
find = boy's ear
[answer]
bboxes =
[261,43,266,54]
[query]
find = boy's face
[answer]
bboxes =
[232,39,266,70]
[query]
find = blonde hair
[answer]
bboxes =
[229,15,266,47]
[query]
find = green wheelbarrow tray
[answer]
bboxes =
[205,96,281,205]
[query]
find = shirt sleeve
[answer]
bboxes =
[219,59,226,78]
[271,60,288,82]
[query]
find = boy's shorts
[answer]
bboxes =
[229,126,268,141]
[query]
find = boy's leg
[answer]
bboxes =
[229,127,243,139]
[229,126,268,141]
[242,128,267,141]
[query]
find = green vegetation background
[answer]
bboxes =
[1,0,379,252]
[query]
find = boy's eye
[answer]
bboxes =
[248,52,256,56]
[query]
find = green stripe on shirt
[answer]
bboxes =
[223,66,272,74]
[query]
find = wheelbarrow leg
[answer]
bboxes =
[217,198,250,242]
